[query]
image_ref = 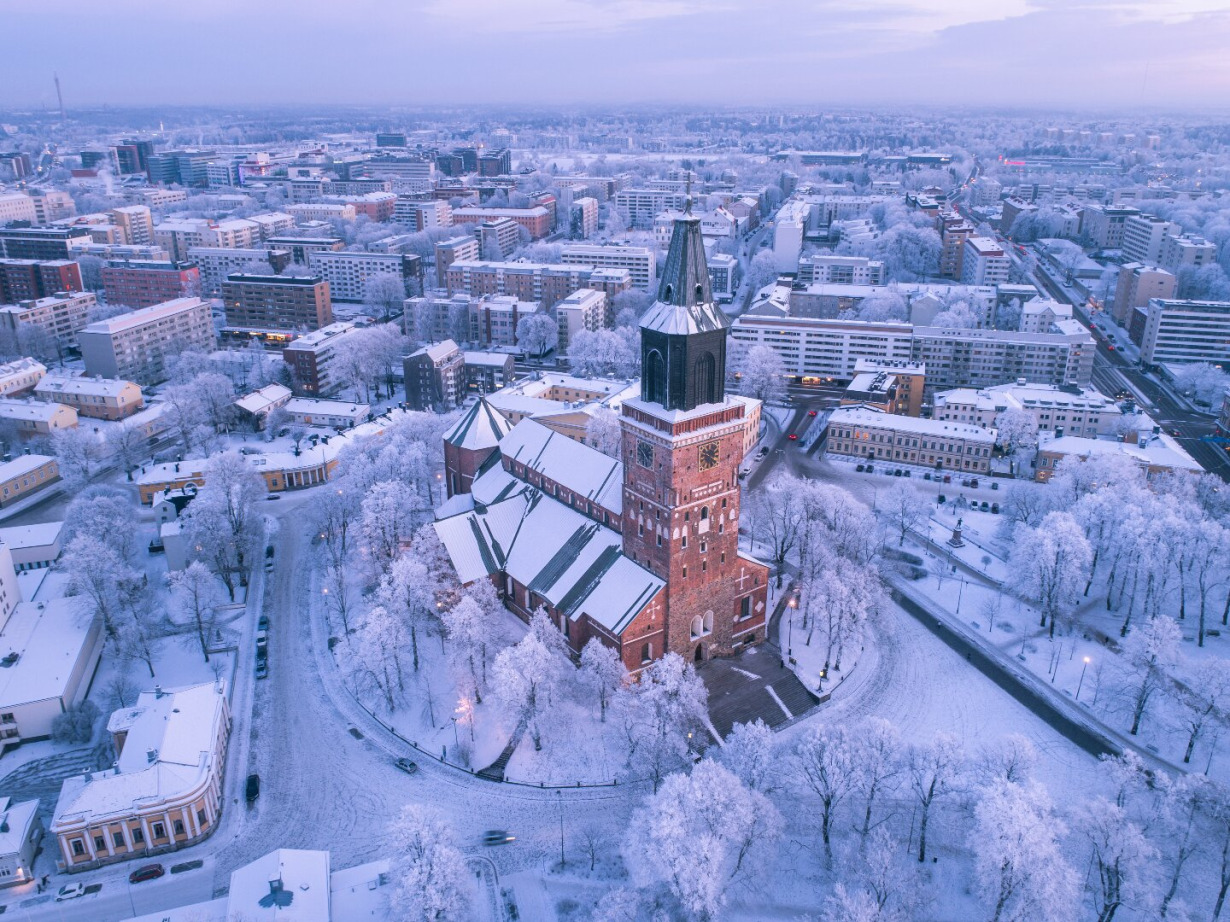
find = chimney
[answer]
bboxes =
[269,874,284,895]
[146,748,158,764]
[154,685,163,699]
[1055,427,1064,439]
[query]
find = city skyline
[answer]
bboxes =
[3,0,1230,110]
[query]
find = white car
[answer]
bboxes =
[56,882,86,901]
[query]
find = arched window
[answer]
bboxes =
[695,283,704,301]
[690,614,703,639]
[664,284,674,302]
[692,352,716,405]
[645,349,666,405]
[700,506,709,520]
[702,610,713,634]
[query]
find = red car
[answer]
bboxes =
[1107,344,1116,351]
[807,409,817,417]
[787,433,798,441]
[129,863,165,884]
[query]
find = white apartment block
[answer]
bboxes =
[613,189,686,229]
[960,237,1010,286]
[1121,215,1179,265]
[1159,233,1217,273]
[78,297,215,383]
[911,325,1095,390]
[394,199,453,230]
[468,296,543,349]
[556,288,607,354]
[1019,297,1073,333]
[708,254,739,302]
[797,254,885,286]
[933,382,1121,437]
[306,250,410,302]
[773,201,809,272]
[188,246,291,296]
[0,358,46,397]
[0,194,36,226]
[286,203,356,224]
[0,292,97,348]
[154,219,258,260]
[560,244,657,292]
[32,191,76,224]
[730,314,915,380]
[248,212,296,240]
[826,405,995,473]
[1140,299,1230,366]
[1079,204,1140,249]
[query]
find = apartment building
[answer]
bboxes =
[1112,263,1176,323]
[773,200,809,272]
[560,244,656,292]
[405,291,473,343]
[614,189,687,229]
[476,218,522,259]
[1138,298,1230,367]
[0,228,92,261]
[960,237,1011,286]
[78,297,215,383]
[478,148,511,177]
[265,236,346,266]
[51,683,230,872]
[188,246,292,296]
[0,358,45,397]
[841,359,927,416]
[933,382,1121,437]
[0,455,59,507]
[1019,298,1073,333]
[0,260,82,303]
[0,400,78,436]
[571,197,599,238]
[796,254,885,286]
[1079,204,1141,249]
[464,351,515,394]
[282,322,358,396]
[394,199,452,231]
[556,288,607,353]
[101,261,200,309]
[33,376,144,420]
[730,314,916,380]
[1121,215,1179,265]
[1159,233,1217,273]
[247,213,296,240]
[827,405,994,472]
[451,206,552,240]
[446,260,600,309]
[221,274,333,333]
[469,295,544,349]
[0,194,37,225]
[938,216,974,279]
[709,254,739,302]
[404,340,465,411]
[434,235,480,288]
[286,203,357,224]
[306,251,421,303]
[911,325,1095,390]
[0,292,96,349]
[109,206,154,246]
[154,219,258,260]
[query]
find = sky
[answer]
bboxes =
[2,0,1229,111]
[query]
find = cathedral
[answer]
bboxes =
[434,211,769,672]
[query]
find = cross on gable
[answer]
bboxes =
[735,567,751,590]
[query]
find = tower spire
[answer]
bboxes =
[684,175,692,216]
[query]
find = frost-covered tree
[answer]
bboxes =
[738,344,786,405]
[1154,774,1212,917]
[1006,511,1091,638]
[376,556,435,672]
[717,719,779,793]
[51,426,102,490]
[622,761,782,922]
[516,312,558,359]
[1120,615,1181,736]
[441,595,487,705]
[62,534,140,644]
[64,487,140,564]
[354,604,412,710]
[1179,659,1230,764]
[618,652,709,791]
[794,723,861,864]
[365,274,409,321]
[973,782,1076,922]
[746,249,780,292]
[579,638,625,722]
[361,481,422,573]
[585,406,623,458]
[1172,362,1230,407]
[995,409,1039,475]
[907,731,964,863]
[856,292,908,323]
[853,718,902,838]
[881,481,930,546]
[168,561,220,662]
[977,734,1038,787]
[746,477,803,587]
[180,451,266,600]
[1075,798,1156,922]
[105,422,147,480]
[492,629,563,751]
[387,804,471,922]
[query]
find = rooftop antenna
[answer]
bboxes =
[684,175,693,216]
[54,73,65,120]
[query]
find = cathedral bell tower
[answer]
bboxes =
[620,211,768,664]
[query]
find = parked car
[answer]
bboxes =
[265,494,282,501]
[738,468,750,479]
[893,469,902,477]
[394,758,419,775]
[56,883,86,901]
[255,657,268,679]
[991,503,1000,514]
[990,482,999,491]
[757,447,768,458]
[943,475,951,483]
[903,470,912,478]
[482,830,515,846]
[865,465,874,474]
[970,478,979,488]
[980,501,990,511]
[246,774,260,802]
[129,864,165,884]
[256,630,268,651]
[856,464,865,472]
[258,614,269,631]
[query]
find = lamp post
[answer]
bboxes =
[450,716,460,747]
[955,577,965,615]
[557,790,565,870]
[787,597,796,659]
[1076,656,1091,701]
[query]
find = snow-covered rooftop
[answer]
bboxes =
[235,383,291,416]
[0,520,63,553]
[0,797,39,857]
[35,375,140,398]
[830,405,996,442]
[498,419,622,515]
[0,597,93,711]
[0,399,70,423]
[1040,433,1203,473]
[444,398,511,451]
[226,848,331,922]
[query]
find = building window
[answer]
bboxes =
[641,642,652,664]
[132,827,144,844]
[93,835,105,852]
[113,831,125,848]
[174,820,185,836]
[740,596,752,620]
[153,823,165,840]
[72,839,85,857]
[198,809,207,827]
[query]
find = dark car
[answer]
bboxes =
[258,614,269,631]
[246,774,260,802]
[394,758,419,775]
[856,464,865,472]
[256,657,268,679]
[970,478,979,488]
[129,864,165,884]
[992,503,1000,514]
[980,501,990,511]
[482,830,515,846]
[265,494,282,501]
[991,482,999,491]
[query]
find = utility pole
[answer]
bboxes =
[557,790,565,870]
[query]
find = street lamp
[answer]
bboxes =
[955,577,965,614]
[787,597,796,660]
[1076,656,1091,701]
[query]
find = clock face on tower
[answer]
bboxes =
[698,440,720,471]
[636,439,654,468]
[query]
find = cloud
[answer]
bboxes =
[419,0,719,33]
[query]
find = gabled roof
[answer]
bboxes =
[444,398,511,451]
[497,418,622,516]
[640,214,730,336]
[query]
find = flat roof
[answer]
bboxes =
[0,597,93,710]
[80,297,206,334]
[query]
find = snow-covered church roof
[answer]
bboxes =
[498,419,623,516]
[444,397,511,451]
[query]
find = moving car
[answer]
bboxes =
[129,864,165,884]
[246,774,260,803]
[56,883,86,901]
[482,830,515,846]
[394,758,419,775]
[807,409,817,417]
[787,433,798,441]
